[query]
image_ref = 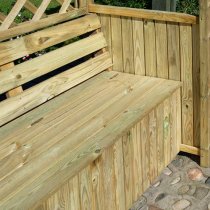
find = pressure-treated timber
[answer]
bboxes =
[180,144,200,156]
[39,91,180,210]
[88,4,198,24]
[0,0,27,31]
[0,32,107,95]
[0,14,101,66]
[0,52,112,126]
[0,8,86,42]
[0,63,23,98]
[0,71,181,210]
[97,13,198,150]
[200,0,210,166]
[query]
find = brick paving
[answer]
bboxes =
[130,155,210,210]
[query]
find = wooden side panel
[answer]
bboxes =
[99,15,198,150]
[200,0,210,167]
[39,90,181,210]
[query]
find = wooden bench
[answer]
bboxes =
[0,13,181,209]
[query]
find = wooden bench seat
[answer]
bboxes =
[0,71,180,209]
[0,12,181,210]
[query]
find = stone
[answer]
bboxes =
[188,168,204,181]
[163,167,172,176]
[178,185,190,195]
[148,205,163,210]
[205,177,210,185]
[170,176,181,185]
[193,187,209,200]
[208,203,210,210]
[153,181,161,188]
[132,196,147,209]
[155,193,166,203]
[172,199,191,210]
[172,158,184,168]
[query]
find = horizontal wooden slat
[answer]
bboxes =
[89,4,197,24]
[0,14,101,66]
[0,32,107,94]
[0,52,112,126]
[0,72,181,210]
[0,8,86,42]
[180,144,200,156]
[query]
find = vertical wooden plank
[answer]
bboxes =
[176,88,182,153]
[149,110,157,183]
[132,18,146,75]
[180,24,194,146]
[68,176,81,210]
[79,0,87,8]
[111,16,123,72]
[155,21,169,79]
[200,0,210,167]
[121,17,134,74]
[42,175,80,210]
[131,123,143,201]
[141,116,150,190]
[192,24,200,148]
[102,146,116,210]
[79,166,93,210]
[170,92,178,159]
[122,131,134,209]
[167,22,181,81]
[91,157,104,210]
[163,98,171,166]
[100,14,112,57]
[113,138,126,210]
[144,20,157,77]
[156,102,165,174]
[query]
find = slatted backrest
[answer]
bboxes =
[0,13,113,126]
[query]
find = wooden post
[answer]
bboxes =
[152,0,176,12]
[200,0,210,167]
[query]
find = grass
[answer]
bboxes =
[0,0,61,23]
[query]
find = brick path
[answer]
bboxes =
[130,155,210,210]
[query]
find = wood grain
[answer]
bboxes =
[0,32,107,94]
[89,4,197,24]
[144,20,157,77]
[0,14,101,66]
[180,24,194,146]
